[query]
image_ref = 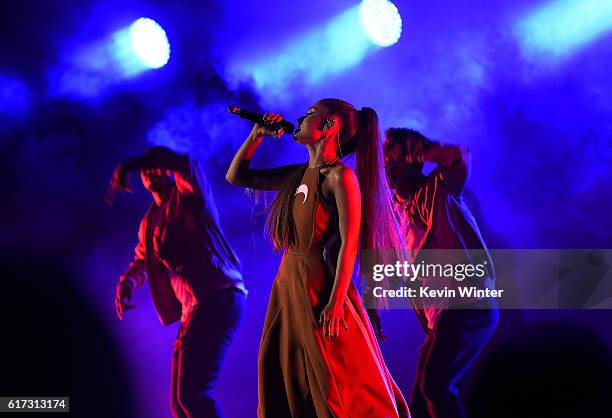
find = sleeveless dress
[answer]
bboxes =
[258,166,410,418]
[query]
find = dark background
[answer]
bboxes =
[1,1,611,417]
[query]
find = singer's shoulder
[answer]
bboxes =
[325,163,357,189]
[323,161,352,176]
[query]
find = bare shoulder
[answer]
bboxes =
[323,163,358,193]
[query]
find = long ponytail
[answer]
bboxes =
[351,108,405,257]
[351,108,406,309]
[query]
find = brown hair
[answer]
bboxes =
[265,163,308,251]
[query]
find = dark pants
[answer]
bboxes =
[409,302,499,418]
[170,287,246,418]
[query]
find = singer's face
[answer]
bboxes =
[293,104,326,145]
[141,168,172,194]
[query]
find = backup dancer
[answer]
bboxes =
[384,129,498,418]
[111,146,246,418]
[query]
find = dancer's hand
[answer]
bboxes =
[111,162,133,192]
[106,161,133,205]
[367,309,389,341]
[252,112,285,138]
[319,297,349,339]
[115,281,137,320]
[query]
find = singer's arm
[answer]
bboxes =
[226,124,301,191]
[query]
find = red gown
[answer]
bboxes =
[258,166,410,418]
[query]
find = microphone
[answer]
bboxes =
[227,105,295,135]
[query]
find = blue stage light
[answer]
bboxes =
[128,18,170,69]
[359,0,402,47]
[230,2,403,104]
[230,7,374,104]
[516,0,612,59]
[49,17,171,99]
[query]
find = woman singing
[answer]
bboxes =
[227,98,409,418]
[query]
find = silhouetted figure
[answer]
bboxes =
[109,146,247,418]
[384,129,498,418]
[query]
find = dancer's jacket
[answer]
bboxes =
[121,156,245,325]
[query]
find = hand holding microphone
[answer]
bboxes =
[257,113,287,138]
[228,106,295,138]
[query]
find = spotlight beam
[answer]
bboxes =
[516,0,612,58]
[231,1,402,102]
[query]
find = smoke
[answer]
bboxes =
[147,99,249,160]
[0,73,32,128]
